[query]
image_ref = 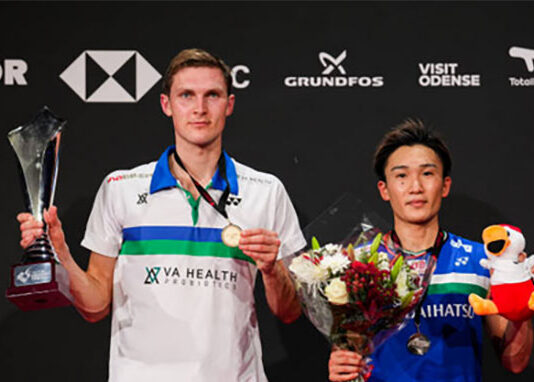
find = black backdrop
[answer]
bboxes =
[2,2,534,381]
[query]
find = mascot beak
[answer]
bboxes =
[482,225,510,256]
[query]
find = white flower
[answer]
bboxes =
[323,243,343,256]
[289,256,329,284]
[353,244,371,262]
[376,251,390,271]
[324,277,349,305]
[319,252,350,275]
[395,264,409,298]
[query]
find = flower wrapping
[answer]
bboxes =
[288,226,434,381]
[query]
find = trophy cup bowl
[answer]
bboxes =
[6,107,72,311]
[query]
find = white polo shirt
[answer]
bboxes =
[81,146,306,382]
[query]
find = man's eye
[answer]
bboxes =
[180,92,191,98]
[423,171,434,176]
[208,92,219,98]
[396,173,406,179]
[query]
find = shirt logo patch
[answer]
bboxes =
[226,196,242,206]
[455,256,469,267]
[137,192,148,205]
[450,238,473,253]
[144,266,161,284]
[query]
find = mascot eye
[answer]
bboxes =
[507,231,510,237]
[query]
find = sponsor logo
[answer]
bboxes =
[319,51,347,75]
[237,174,273,184]
[284,50,384,88]
[454,256,469,266]
[137,192,148,205]
[418,303,475,319]
[0,59,28,85]
[60,50,161,102]
[418,63,480,87]
[508,46,534,86]
[14,263,52,286]
[450,238,473,253]
[144,266,238,290]
[226,196,242,206]
[231,65,250,89]
[107,173,151,183]
[144,266,161,284]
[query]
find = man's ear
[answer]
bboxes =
[377,180,390,201]
[160,93,172,117]
[226,94,235,117]
[442,176,452,198]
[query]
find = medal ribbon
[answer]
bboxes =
[390,229,446,329]
[172,150,230,220]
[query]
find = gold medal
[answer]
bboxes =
[221,224,242,248]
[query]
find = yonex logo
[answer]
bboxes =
[226,196,242,206]
[60,50,161,103]
[144,267,161,284]
[137,192,148,205]
[454,256,469,267]
[450,238,473,253]
[319,51,347,75]
[509,46,534,72]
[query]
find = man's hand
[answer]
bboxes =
[238,228,281,275]
[17,205,71,264]
[329,349,365,382]
[239,228,301,322]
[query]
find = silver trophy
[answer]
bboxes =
[6,107,72,311]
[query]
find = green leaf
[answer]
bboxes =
[391,256,404,282]
[368,250,379,264]
[370,233,382,254]
[311,236,320,250]
[400,291,414,309]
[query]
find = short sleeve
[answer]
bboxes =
[271,179,306,260]
[81,173,124,257]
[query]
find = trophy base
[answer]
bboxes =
[6,260,72,311]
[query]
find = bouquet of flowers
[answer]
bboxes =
[288,225,431,381]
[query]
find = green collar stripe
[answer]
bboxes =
[120,239,255,264]
[428,283,487,297]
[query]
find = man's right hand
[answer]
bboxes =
[329,348,365,382]
[17,205,71,264]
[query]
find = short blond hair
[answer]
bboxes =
[161,48,232,95]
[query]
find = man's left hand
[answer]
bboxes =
[239,229,280,275]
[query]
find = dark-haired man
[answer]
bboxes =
[329,120,533,382]
[18,48,305,381]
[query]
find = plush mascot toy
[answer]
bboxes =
[468,224,534,322]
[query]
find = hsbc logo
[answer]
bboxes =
[60,50,161,103]
[231,65,250,89]
[508,46,534,87]
[284,50,384,88]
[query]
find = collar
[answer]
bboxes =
[149,146,239,195]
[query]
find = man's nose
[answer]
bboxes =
[194,97,207,114]
[409,177,423,193]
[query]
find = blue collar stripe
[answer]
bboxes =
[149,146,239,195]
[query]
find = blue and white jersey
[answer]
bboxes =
[81,146,306,382]
[370,232,490,382]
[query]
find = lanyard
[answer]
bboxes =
[172,150,230,220]
[390,229,446,327]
